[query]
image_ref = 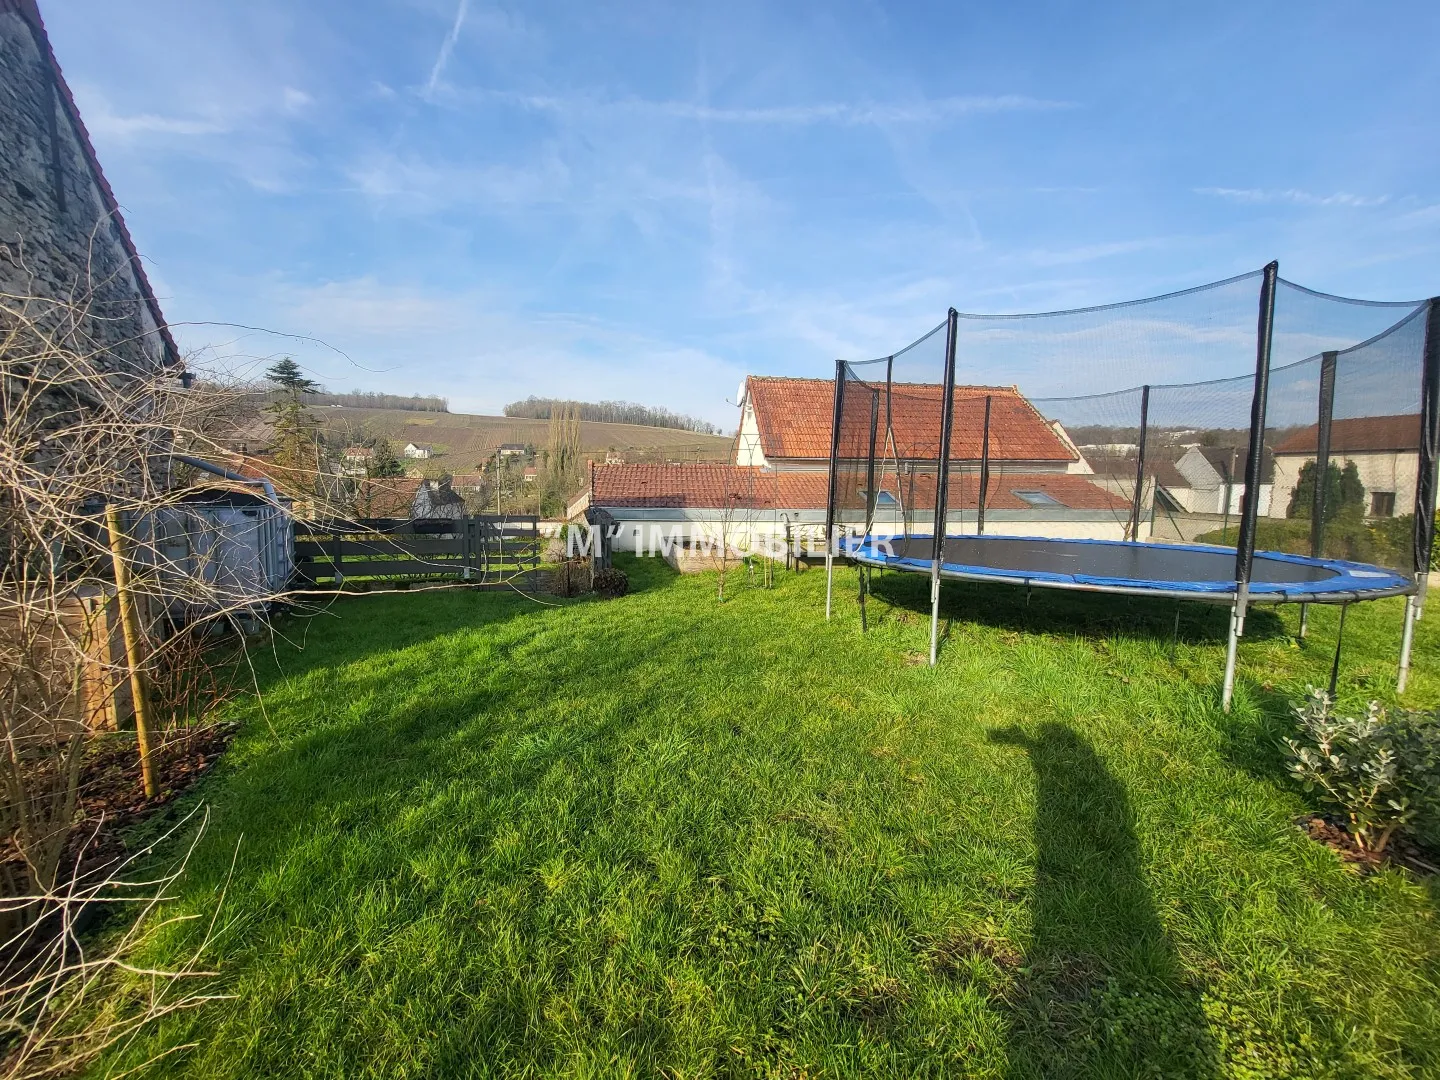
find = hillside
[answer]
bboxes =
[318,406,734,469]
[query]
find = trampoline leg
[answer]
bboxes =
[1397,593,1418,693]
[1298,602,1309,640]
[1222,593,1247,713]
[825,548,834,620]
[858,565,869,633]
[929,570,942,667]
[1222,614,1239,712]
[1329,602,1349,699]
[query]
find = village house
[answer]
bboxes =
[1173,445,1275,517]
[1271,413,1422,519]
[403,442,433,460]
[569,375,1134,552]
[340,446,373,476]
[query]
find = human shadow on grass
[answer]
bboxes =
[990,723,1217,1079]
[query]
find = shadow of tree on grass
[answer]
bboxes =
[991,723,1217,1079]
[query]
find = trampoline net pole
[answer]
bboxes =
[1127,384,1150,541]
[1412,298,1440,609]
[1301,351,1338,639]
[930,309,960,666]
[978,395,992,535]
[1233,261,1279,622]
[1402,297,1440,690]
[824,359,845,620]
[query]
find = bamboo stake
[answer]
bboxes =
[105,504,156,798]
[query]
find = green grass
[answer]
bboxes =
[97,556,1440,1078]
[1195,513,1423,569]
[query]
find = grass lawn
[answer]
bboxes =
[99,556,1440,1078]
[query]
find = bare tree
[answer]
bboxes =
[0,281,310,1066]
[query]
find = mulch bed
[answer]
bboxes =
[4,722,239,902]
[1296,814,1439,877]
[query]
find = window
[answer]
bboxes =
[858,490,900,507]
[1013,490,1062,507]
[1370,491,1395,518]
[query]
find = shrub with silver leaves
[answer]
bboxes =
[1284,688,1440,855]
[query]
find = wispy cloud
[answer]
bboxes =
[465,89,1076,126]
[73,89,227,140]
[1012,237,1180,267]
[424,0,471,101]
[346,150,570,211]
[1195,187,1390,208]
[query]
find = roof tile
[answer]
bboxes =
[746,376,1076,463]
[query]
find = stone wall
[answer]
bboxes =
[0,4,171,377]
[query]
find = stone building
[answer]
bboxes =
[1,0,178,377]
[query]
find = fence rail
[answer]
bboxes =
[293,516,541,588]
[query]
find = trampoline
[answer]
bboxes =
[821,263,1439,707]
[842,533,1416,605]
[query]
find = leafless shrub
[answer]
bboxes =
[0,805,231,1079]
[0,279,300,1062]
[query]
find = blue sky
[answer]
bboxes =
[43,0,1440,426]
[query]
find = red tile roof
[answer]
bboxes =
[590,464,1127,512]
[1273,414,1421,454]
[744,376,1076,463]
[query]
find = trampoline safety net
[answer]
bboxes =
[826,265,1440,597]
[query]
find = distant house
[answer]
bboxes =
[1081,457,1195,514]
[568,461,1131,552]
[1174,446,1274,517]
[448,472,487,492]
[567,376,1135,546]
[497,443,526,458]
[1272,414,1421,519]
[340,446,373,477]
[523,466,538,483]
[403,442,433,460]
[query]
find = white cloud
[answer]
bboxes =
[345,150,571,211]
[424,0,471,101]
[1010,237,1180,268]
[1195,187,1391,208]
[72,88,227,140]
[463,89,1076,126]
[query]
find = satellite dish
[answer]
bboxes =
[736,379,748,406]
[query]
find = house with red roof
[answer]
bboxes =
[1271,413,1422,519]
[568,375,1137,554]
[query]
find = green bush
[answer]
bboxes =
[1283,688,1440,855]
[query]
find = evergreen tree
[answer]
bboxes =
[369,438,402,478]
[265,357,322,492]
[1287,459,1366,520]
[265,356,321,394]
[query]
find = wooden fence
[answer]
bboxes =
[294,516,541,588]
